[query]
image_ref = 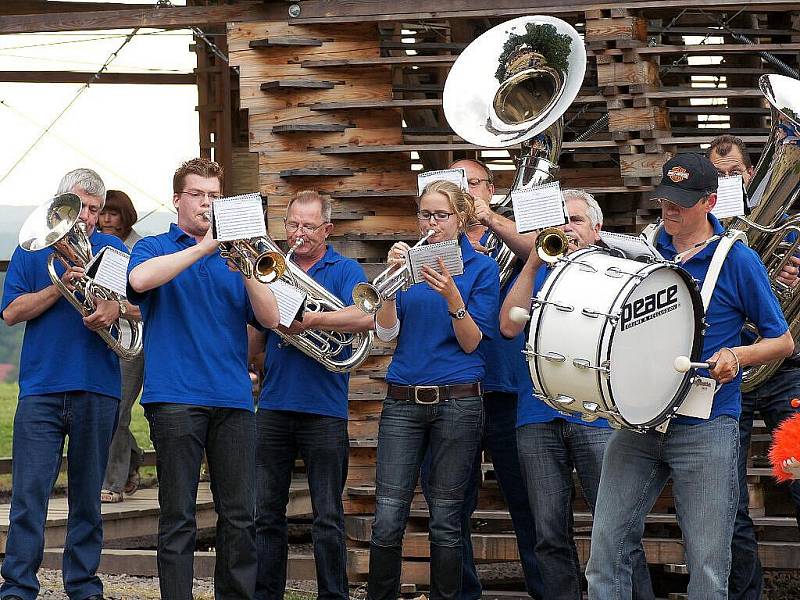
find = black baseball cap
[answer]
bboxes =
[651,153,718,208]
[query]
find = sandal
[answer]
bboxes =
[123,470,141,496]
[100,489,123,503]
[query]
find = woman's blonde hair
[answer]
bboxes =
[419,180,477,233]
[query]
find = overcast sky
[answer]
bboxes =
[0,0,199,227]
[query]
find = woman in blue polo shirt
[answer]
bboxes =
[366,180,499,600]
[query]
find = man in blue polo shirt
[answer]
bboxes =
[1,168,131,600]
[249,190,373,600]
[127,158,279,600]
[708,134,800,600]
[500,190,653,600]
[586,154,793,599]
[419,158,544,600]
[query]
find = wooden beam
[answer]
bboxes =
[0,3,284,34]
[1,2,153,15]
[0,71,195,85]
[287,0,799,23]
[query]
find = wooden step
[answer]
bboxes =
[261,80,336,91]
[249,36,326,48]
[272,123,351,134]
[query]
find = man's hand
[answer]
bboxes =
[60,266,84,293]
[777,255,800,288]
[198,226,219,257]
[707,347,740,384]
[83,297,121,331]
[473,197,495,228]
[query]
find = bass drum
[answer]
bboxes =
[526,248,704,429]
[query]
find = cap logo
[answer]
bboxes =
[668,166,689,183]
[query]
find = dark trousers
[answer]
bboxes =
[368,395,483,600]
[145,403,257,600]
[421,391,544,600]
[0,392,118,600]
[255,410,350,600]
[730,368,800,600]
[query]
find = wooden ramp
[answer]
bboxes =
[0,480,311,553]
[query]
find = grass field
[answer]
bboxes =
[0,382,154,458]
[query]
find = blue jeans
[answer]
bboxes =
[587,416,739,600]
[517,420,653,600]
[0,392,119,600]
[368,395,483,600]
[255,410,349,600]
[421,392,544,600]
[145,403,257,600]
[730,368,800,600]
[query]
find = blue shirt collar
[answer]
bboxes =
[656,213,724,261]
[167,222,196,246]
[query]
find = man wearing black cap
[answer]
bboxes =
[586,153,794,599]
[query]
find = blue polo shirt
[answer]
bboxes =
[478,230,526,394]
[656,214,787,423]
[1,230,127,400]
[126,223,255,410]
[258,245,367,420]
[386,234,499,386]
[516,265,611,429]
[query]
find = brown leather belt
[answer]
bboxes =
[386,383,482,404]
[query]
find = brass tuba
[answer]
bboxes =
[728,74,800,391]
[18,193,143,360]
[442,15,586,285]
[256,234,374,373]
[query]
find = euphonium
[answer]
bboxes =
[18,193,143,360]
[728,74,800,391]
[352,230,436,315]
[443,15,586,286]
[257,234,374,373]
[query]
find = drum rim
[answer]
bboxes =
[600,261,704,428]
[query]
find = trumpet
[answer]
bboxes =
[536,227,570,263]
[352,230,435,315]
[18,193,143,360]
[203,210,287,283]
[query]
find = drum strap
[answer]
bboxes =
[700,230,748,311]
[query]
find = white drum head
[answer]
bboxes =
[606,266,701,425]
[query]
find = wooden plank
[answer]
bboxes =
[250,37,326,48]
[280,168,357,177]
[0,71,195,85]
[601,43,800,55]
[0,4,283,34]
[272,123,352,133]
[260,80,336,90]
[287,0,795,24]
[301,55,457,68]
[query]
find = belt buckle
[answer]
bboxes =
[414,385,440,404]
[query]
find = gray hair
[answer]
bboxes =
[563,188,603,229]
[56,168,106,207]
[287,190,332,222]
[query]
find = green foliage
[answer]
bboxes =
[0,273,24,381]
[495,23,572,83]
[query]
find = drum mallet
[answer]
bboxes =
[674,356,717,373]
[508,306,531,324]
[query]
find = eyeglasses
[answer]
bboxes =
[284,219,329,233]
[417,210,454,222]
[180,189,222,201]
[467,178,491,187]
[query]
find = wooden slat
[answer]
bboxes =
[261,80,336,90]
[0,3,283,34]
[0,71,195,85]
[301,55,457,68]
[272,123,352,133]
[249,37,326,48]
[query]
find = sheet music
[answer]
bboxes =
[85,246,130,298]
[712,175,746,219]
[268,280,308,328]
[602,231,664,261]
[511,182,568,233]
[417,168,469,195]
[213,193,266,242]
[408,239,464,284]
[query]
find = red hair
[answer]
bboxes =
[769,413,800,482]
